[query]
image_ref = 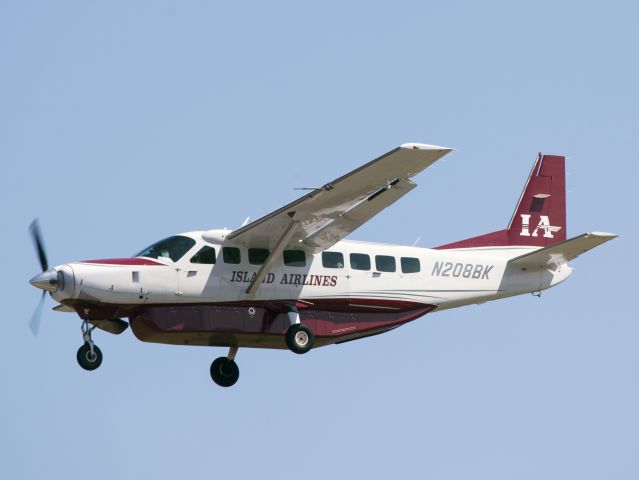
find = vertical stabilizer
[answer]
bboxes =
[436,153,566,249]
[505,153,566,247]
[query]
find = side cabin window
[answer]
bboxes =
[375,255,396,272]
[190,246,216,264]
[249,248,269,265]
[283,250,306,267]
[350,253,371,271]
[401,257,420,273]
[322,251,344,269]
[223,247,241,264]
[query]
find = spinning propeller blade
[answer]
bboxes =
[29,292,45,336]
[30,219,49,272]
[29,219,50,336]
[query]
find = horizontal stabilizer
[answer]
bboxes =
[508,232,617,269]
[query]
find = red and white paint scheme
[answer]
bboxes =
[29,144,617,387]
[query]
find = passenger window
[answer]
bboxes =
[322,251,344,269]
[190,246,216,264]
[283,250,306,267]
[248,248,269,265]
[375,255,396,272]
[222,247,241,264]
[350,253,371,271]
[401,257,420,273]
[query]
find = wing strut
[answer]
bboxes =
[245,220,299,296]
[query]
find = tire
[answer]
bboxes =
[77,343,103,371]
[210,357,240,387]
[285,324,314,354]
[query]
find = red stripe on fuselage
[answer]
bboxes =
[81,258,165,266]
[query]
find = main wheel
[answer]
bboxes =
[285,324,314,354]
[77,343,103,371]
[210,357,240,387]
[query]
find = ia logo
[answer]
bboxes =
[520,214,562,238]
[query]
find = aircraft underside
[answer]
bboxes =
[63,297,435,349]
[129,298,435,349]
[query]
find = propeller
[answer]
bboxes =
[29,292,45,336]
[29,219,50,336]
[30,219,49,271]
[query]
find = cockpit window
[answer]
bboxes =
[134,235,196,262]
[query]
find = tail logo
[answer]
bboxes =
[520,214,562,238]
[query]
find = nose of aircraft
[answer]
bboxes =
[30,268,59,292]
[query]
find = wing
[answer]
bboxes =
[508,232,617,269]
[227,143,453,252]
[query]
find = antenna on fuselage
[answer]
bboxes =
[412,235,421,247]
[240,217,251,227]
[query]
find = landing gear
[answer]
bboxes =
[77,342,103,370]
[210,346,239,387]
[284,307,314,354]
[285,324,314,354]
[77,320,102,371]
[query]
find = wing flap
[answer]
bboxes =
[508,232,617,269]
[303,178,417,250]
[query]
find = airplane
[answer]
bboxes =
[29,143,617,387]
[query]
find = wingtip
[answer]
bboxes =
[400,142,454,152]
[587,231,619,239]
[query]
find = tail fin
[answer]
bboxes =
[506,153,566,246]
[436,153,567,249]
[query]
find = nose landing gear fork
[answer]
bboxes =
[76,319,103,371]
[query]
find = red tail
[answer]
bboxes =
[436,153,566,249]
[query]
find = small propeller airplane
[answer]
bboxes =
[29,143,617,387]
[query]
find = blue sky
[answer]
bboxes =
[1,1,637,479]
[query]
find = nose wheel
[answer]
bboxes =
[210,346,239,387]
[77,342,103,370]
[77,320,102,371]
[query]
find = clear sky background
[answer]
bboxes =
[1,1,637,479]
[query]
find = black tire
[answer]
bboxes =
[210,357,240,387]
[77,343,103,371]
[285,324,314,354]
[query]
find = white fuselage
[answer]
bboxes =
[51,230,573,312]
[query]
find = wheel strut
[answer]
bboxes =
[81,319,97,356]
[77,319,103,371]
[228,346,238,361]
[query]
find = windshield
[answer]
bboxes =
[134,235,196,262]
